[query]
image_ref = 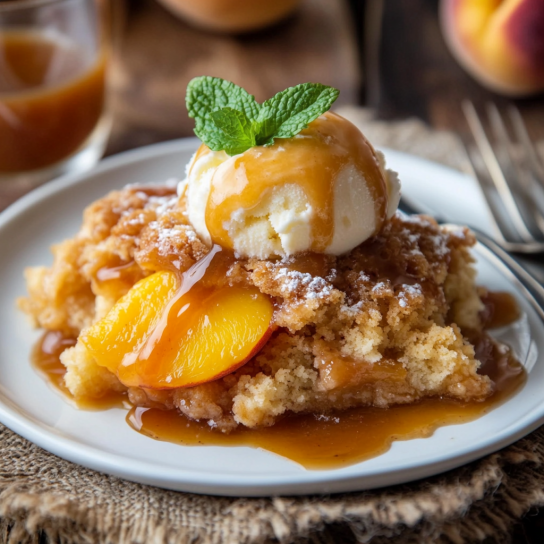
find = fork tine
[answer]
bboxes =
[461,141,516,245]
[462,100,536,243]
[487,103,514,169]
[509,106,544,188]
[486,103,518,190]
[487,103,544,237]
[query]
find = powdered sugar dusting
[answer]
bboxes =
[126,212,147,226]
[315,414,340,423]
[396,210,433,227]
[148,195,178,217]
[396,211,452,260]
[372,282,390,295]
[398,283,423,308]
[275,268,333,300]
[146,220,200,256]
[442,224,468,241]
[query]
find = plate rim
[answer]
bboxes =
[1,138,543,497]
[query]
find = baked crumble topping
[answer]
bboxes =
[19,185,492,433]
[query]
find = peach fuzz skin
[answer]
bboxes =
[440,0,544,96]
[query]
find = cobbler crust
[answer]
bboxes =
[19,185,492,432]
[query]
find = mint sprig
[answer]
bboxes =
[186,76,340,156]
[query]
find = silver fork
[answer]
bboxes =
[462,101,544,254]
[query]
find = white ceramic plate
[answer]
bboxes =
[1,139,543,497]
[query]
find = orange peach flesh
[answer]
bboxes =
[82,248,274,389]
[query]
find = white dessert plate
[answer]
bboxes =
[0,139,543,497]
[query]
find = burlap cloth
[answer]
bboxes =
[4,109,544,544]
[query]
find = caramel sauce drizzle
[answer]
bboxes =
[128,355,523,470]
[88,243,269,390]
[479,291,520,329]
[117,245,240,387]
[95,259,144,301]
[200,112,388,253]
[126,327,524,469]
[96,261,138,282]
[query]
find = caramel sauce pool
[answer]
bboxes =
[127,346,524,469]
[32,292,525,470]
[32,332,127,410]
[480,290,521,329]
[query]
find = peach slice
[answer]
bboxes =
[82,263,273,389]
[82,271,178,376]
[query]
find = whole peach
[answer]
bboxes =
[440,0,544,96]
[156,0,300,33]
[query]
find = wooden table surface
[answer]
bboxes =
[2,0,544,541]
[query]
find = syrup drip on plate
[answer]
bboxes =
[479,291,520,329]
[32,331,128,410]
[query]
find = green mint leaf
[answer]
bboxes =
[255,83,340,145]
[205,107,256,156]
[186,78,340,155]
[186,76,260,140]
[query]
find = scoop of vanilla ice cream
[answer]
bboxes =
[224,182,314,259]
[181,145,400,258]
[182,149,314,257]
[181,111,401,259]
[376,149,401,219]
[179,148,228,246]
[327,163,380,255]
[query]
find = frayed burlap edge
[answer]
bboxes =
[4,110,544,544]
[2,425,544,544]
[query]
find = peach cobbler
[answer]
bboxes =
[19,78,519,444]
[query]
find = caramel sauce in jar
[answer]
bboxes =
[0,31,106,173]
[32,293,526,470]
[200,112,388,253]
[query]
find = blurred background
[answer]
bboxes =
[107,0,360,153]
[2,0,543,191]
[106,0,544,154]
